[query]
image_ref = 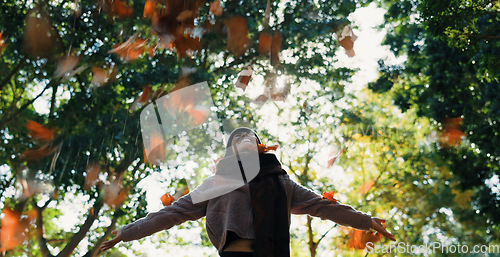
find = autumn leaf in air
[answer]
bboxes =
[53,55,87,81]
[344,226,384,249]
[225,16,250,56]
[143,0,157,19]
[103,180,128,208]
[209,0,223,16]
[0,208,37,252]
[359,181,375,195]
[235,66,253,91]
[161,193,175,206]
[337,25,357,57]
[24,9,53,57]
[90,65,113,87]
[138,85,152,103]
[84,162,101,190]
[0,31,7,56]
[110,33,152,62]
[26,120,57,142]
[257,144,279,153]
[438,117,465,148]
[270,31,282,67]
[322,191,338,203]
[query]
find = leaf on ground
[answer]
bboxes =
[225,16,249,56]
[24,9,53,57]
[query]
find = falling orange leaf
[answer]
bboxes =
[187,108,207,126]
[270,31,281,67]
[337,25,357,57]
[0,31,7,56]
[258,31,272,55]
[91,66,109,87]
[110,34,151,62]
[26,120,56,142]
[235,66,253,91]
[344,226,384,250]
[257,144,279,153]
[0,208,37,252]
[209,0,222,16]
[322,191,338,203]
[439,117,465,148]
[161,193,175,206]
[138,85,152,103]
[84,162,101,190]
[359,181,375,195]
[103,180,127,208]
[20,143,56,160]
[145,133,165,165]
[143,0,157,19]
[225,16,249,56]
[24,9,53,57]
[53,55,82,79]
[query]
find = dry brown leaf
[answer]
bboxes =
[258,31,272,55]
[143,0,157,19]
[103,180,127,208]
[53,55,80,79]
[359,181,375,195]
[439,117,465,147]
[138,85,152,103]
[209,0,223,16]
[270,31,281,67]
[225,16,249,56]
[26,120,57,142]
[110,34,151,62]
[235,66,253,91]
[24,9,53,57]
[176,10,194,21]
[84,162,101,190]
[0,31,7,56]
[91,66,108,87]
[0,208,37,252]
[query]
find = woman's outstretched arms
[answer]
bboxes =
[100,229,122,252]
[287,176,395,241]
[100,194,207,251]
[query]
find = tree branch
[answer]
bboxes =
[212,52,259,73]
[33,200,55,257]
[0,80,54,128]
[56,200,103,257]
[83,210,121,257]
[0,58,26,92]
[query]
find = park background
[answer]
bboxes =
[0,0,499,256]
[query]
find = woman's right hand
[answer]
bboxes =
[100,229,123,252]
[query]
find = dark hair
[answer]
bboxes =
[224,127,262,157]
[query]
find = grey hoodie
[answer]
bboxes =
[120,174,372,253]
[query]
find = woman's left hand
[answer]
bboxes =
[370,217,396,241]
